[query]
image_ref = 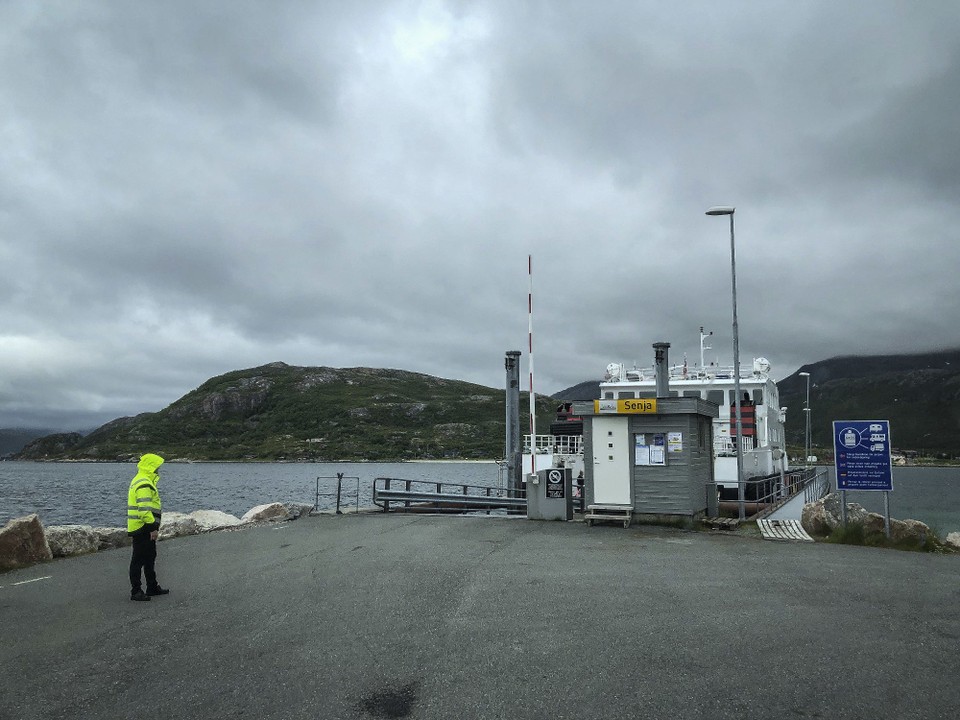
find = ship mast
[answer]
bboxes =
[699,326,713,369]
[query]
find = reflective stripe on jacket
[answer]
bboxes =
[127,453,164,533]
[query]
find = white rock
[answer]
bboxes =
[189,509,242,531]
[158,512,201,540]
[241,503,291,523]
[945,532,960,550]
[241,502,313,523]
[45,525,99,557]
[281,502,314,520]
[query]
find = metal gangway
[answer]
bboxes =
[373,477,527,514]
[713,467,829,520]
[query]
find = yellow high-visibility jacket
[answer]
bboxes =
[127,453,164,535]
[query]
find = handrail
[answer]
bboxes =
[373,477,527,514]
[721,468,828,520]
[316,474,360,514]
[523,434,584,455]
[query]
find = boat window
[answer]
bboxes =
[638,391,656,399]
[707,390,724,406]
[618,391,636,399]
[683,390,701,399]
[670,391,679,397]
[604,392,614,399]
[753,389,763,404]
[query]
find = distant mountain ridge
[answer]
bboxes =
[14,350,960,462]
[777,349,960,455]
[15,363,554,462]
[0,428,57,457]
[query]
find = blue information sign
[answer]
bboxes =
[833,420,893,491]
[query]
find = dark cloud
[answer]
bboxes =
[1,1,959,429]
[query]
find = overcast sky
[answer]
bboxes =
[2,1,959,430]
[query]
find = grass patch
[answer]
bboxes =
[825,521,948,553]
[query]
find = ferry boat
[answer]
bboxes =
[524,328,790,500]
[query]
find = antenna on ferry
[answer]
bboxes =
[528,254,536,480]
[699,326,713,369]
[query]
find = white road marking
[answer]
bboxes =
[0,575,52,590]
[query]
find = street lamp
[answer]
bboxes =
[799,372,811,471]
[706,205,743,520]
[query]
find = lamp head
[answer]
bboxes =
[706,206,735,216]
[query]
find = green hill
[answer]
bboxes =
[778,350,960,458]
[16,363,555,462]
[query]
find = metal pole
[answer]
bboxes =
[336,472,343,514]
[883,491,891,539]
[729,212,745,521]
[504,350,522,498]
[803,373,810,467]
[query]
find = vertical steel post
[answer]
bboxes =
[335,472,343,514]
[727,212,745,521]
[505,350,522,497]
[883,491,891,539]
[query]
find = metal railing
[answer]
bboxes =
[712,467,828,519]
[373,477,527,514]
[315,474,360,514]
[523,434,584,455]
[803,469,831,504]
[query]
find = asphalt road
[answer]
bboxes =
[1,514,958,720]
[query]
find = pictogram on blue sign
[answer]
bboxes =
[832,420,893,491]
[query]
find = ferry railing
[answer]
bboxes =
[373,477,527,514]
[315,473,360,514]
[523,434,584,455]
[712,467,826,519]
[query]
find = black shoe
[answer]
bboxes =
[131,591,151,602]
[146,586,169,596]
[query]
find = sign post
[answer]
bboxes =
[832,420,893,537]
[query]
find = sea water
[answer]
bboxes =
[821,465,960,536]
[1,461,958,536]
[0,461,503,528]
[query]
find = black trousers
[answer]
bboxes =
[129,532,158,593]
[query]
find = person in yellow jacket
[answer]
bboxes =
[127,453,169,601]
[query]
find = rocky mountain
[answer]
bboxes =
[0,428,57,457]
[777,350,960,457]
[16,350,960,462]
[15,363,555,462]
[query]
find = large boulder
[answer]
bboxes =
[45,525,100,558]
[801,493,870,536]
[889,518,931,545]
[282,502,314,520]
[189,510,242,532]
[93,527,132,551]
[241,502,313,523]
[802,493,934,545]
[0,514,52,571]
[157,512,201,540]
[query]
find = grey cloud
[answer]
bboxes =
[2,0,960,429]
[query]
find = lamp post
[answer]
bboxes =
[799,371,811,470]
[706,206,743,520]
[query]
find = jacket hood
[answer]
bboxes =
[137,453,165,475]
